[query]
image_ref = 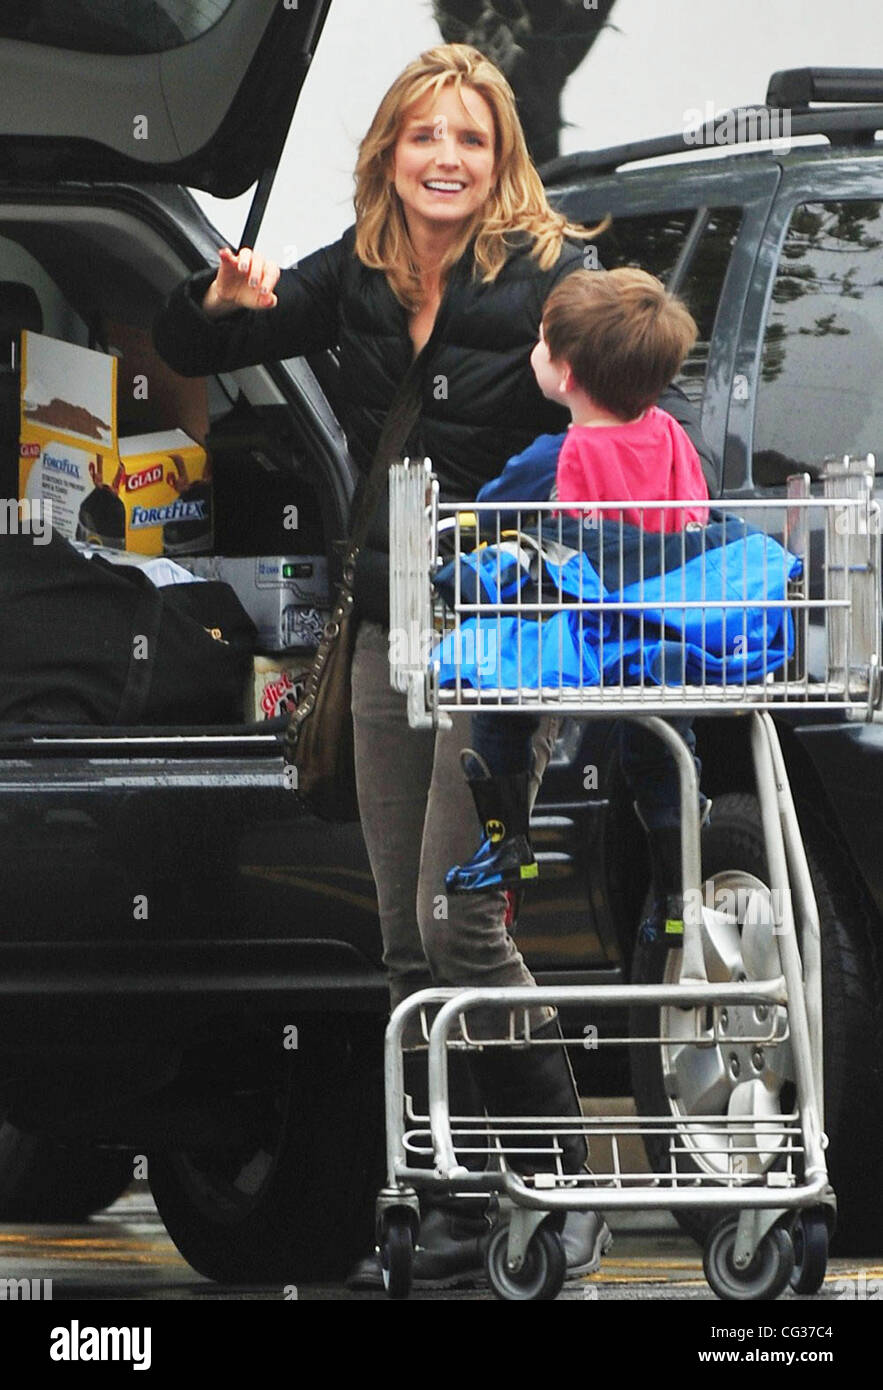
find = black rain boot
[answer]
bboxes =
[346,1048,491,1291]
[636,801,712,952]
[446,750,537,895]
[639,821,687,950]
[468,1016,612,1278]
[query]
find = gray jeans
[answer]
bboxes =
[351,619,557,1042]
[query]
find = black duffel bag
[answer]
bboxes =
[0,530,255,726]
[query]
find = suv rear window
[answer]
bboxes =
[753,199,883,478]
[595,206,742,404]
[595,209,695,282]
[0,0,234,55]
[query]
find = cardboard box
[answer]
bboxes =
[18,331,211,555]
[21,330,116,449]
[184,555,330,651]
[18,434,97,542]
[116,430,212,556]
[251,655,314,721]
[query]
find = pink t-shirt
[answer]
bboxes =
[555,405,709,533]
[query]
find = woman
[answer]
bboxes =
[154,43,705,1290]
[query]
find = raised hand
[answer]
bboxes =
[202,246,280,316]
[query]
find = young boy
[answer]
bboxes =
[446,267,709,932]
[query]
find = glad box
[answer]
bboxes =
[18,434,98,542]
[115,431,212,555]
[20,330,116,449]
[18,330,212,555]
[18,332,112,542]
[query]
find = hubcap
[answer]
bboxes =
[659,871,794,1178]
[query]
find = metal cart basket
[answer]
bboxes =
[375,454,881,1301]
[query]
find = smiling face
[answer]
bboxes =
[390,81,497,242]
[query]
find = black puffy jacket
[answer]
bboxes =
[153,222,715,622]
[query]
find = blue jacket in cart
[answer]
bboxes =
[431,443,803,691]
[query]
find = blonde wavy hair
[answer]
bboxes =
[354,44,604,312]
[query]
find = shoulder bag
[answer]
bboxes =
[283,357,424,821]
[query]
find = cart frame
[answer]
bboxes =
[375,455,880,1300]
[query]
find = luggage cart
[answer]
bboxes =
[377,455,881,1301]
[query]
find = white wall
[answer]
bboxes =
[574,0,883,156]
[194,0,883,262]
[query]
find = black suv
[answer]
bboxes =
[0,5,880,1276]
[539,65,883,1254]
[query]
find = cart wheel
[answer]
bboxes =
[380,1212,414,1300]
[703,1217,794,1301]
[485,1221,566,1302]
[790,1210,829,1294]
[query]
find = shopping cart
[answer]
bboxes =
[375,454,881,1302]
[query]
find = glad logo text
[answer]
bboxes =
[125,464,164,493]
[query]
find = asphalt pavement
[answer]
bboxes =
[1,1188,880,1302]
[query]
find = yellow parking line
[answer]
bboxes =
[582,1264,883,1286]
[0,1236,165,1251]
[603,1258,702,1269]
[585,1273,707,1285]
[2,1251,183,1267]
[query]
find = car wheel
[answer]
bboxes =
[0,1119,132,1221]
[147,1017,385,1283]
[630,792,883,1254]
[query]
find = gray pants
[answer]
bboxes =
[351,620,557,1042]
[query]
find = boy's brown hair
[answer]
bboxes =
[542,267,698,420]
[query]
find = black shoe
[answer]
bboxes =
[446,750,537,895]
[345,1048,491,1291]
[345,1206,611,1290]
[345,1206,489,1291]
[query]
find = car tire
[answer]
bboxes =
[147,1016,385,1283]
[630,792,883,1254]
[0,1119,132,1221]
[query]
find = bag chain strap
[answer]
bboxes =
[281,356,424,761]
[283,552,357,748]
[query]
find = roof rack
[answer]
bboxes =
[766,67,883,107]
[540,67,883,185]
